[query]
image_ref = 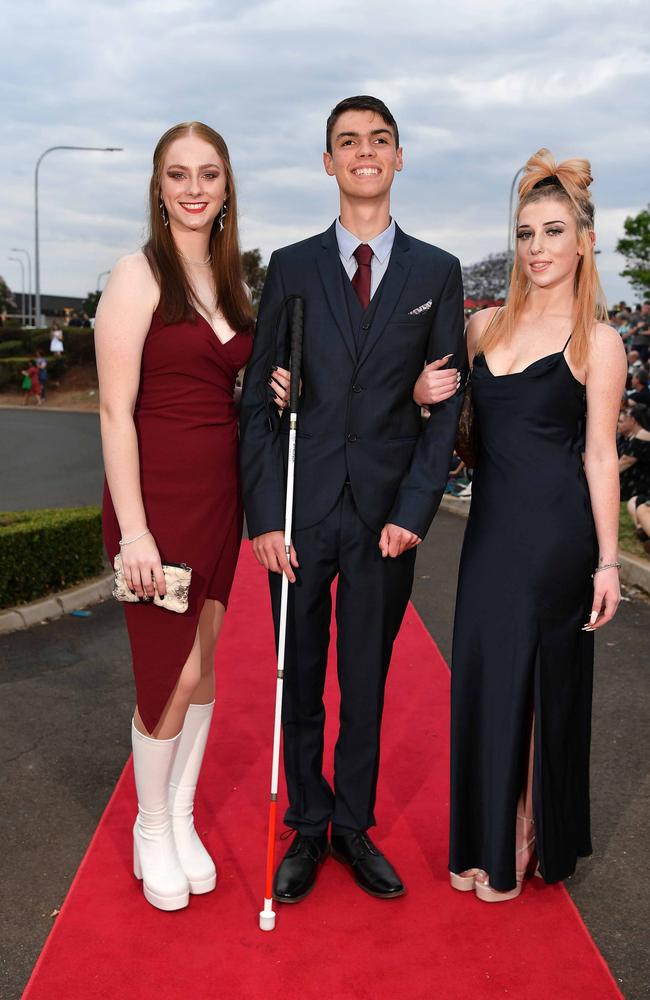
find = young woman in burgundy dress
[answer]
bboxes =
[415,149,626,901]
[96,122,288,911]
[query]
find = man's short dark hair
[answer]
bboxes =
[635,368,649,386]
[326,96,399,154]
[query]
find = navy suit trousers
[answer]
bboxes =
[269,485,416,835]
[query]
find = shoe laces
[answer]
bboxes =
[283,830,324,862]
[350,831,381,857]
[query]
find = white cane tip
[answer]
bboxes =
[259,910,276,932]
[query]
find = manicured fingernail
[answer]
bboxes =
[590,611,598,624]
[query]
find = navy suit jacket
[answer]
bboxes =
[240,221,466,540]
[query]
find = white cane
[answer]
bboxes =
[259,296,304,932]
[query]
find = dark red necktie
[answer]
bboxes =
[351,243,373,311]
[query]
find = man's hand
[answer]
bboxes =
[378,524,422,558]
[252,530,299,581]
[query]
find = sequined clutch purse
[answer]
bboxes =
[112,554,192,614]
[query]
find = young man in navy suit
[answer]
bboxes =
[240,96,465,903]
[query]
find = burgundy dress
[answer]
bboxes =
[102,309,253,733]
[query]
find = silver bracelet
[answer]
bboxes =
[119,528,151,547]
[593,561,621,575]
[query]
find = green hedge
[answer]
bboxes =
[0,340,25,357]
[0,506,104,608]
[0,326,96,365]
[0,356,66,392]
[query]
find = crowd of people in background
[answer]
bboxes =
[613,301,650,552]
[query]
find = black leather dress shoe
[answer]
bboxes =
[331,830,406,898]
[272,832,329,903]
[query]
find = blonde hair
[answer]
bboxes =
[479,148,608,367]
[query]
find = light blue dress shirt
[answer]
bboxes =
[335,218,396,299]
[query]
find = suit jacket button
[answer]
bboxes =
[361,322,370,331]
[352,383,362,393]
[347,433,358,443]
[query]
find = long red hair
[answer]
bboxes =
[143,122,254,333]
[479,148,608,367]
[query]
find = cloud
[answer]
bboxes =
[1,0,649,304]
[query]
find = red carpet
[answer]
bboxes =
[23,544,622,1000]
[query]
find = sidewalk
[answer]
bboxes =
[0,570,113,634]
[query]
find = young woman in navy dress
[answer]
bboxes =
[96,122,288,911]
[415,149,627,901]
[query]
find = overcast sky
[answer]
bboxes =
[2,0,649,307]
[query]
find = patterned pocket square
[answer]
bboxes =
[408,299,432,315]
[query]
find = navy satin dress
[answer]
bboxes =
[449,341,597,891]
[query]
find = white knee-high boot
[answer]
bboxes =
[168,701,217,894]
[131,721,190,911]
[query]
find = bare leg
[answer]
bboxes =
[637,502,650,540]
[192,599,225,705]
[627,496,640,530]
[133,599,225,740]
[516,716,536,870]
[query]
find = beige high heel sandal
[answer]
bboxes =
[474,814,536,903]
[450,868,487,892]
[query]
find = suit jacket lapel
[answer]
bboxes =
[316,222,357,363]
[357,224,411,368]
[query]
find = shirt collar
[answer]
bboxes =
[335,217,396,264]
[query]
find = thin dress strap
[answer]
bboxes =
[562,333,572,353]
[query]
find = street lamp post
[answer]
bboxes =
[11,248,33,325]
[96,269,111,292]
[504,165,526,293]
[8,256,25,325]
[34,145,123,326]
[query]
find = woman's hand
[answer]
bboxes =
[268,366,291,409]
[120,532,166,600]
[583,567,620,631]
[413,355,460,406]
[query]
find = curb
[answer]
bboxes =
[0,404,99,414]
[0,570,114,635]
[439,495,650,597]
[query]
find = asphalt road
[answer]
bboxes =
[0,409,104,511]
[1,510,647,1000]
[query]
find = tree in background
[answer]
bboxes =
[461,252,508,301]
[241,249,267,311]
[0,276,16,317]
[82,290,101,318]
[617,205,650,297]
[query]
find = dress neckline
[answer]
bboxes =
[194,309,240,347]
[478,350,585,388]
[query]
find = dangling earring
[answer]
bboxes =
[218,201,228,232]
[159,197,169,228]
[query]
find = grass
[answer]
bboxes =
[619,501,649,561]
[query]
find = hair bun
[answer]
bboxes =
[519,147,593,199]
